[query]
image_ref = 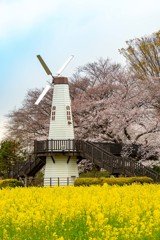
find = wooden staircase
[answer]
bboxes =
[76,140,160,182]
[10,139,160,182]
[11,155,46,179]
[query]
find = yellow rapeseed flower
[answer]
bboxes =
[0,184,159,239]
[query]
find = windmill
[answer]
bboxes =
[35,55,79,186]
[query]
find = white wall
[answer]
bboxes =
[44,155,79,186]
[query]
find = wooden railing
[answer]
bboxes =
[76,140,160,182]
[11,155,46,178]
[20,177,76,187]
[10,139,160,182]
[34,139,77,154]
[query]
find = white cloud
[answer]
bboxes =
[1,0,160,41]
[0,0,61,40]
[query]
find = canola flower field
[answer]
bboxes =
[0,184,160,240]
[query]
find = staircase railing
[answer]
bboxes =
[21,157,46,177]
[11,155,45,178]
[10,139,160,182]
[76,140,160,182]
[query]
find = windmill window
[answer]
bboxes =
[51,106,56,121]
[66,106,71,121]
[51,112,55,121]
[67,110,71,121]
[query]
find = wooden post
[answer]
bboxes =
[92,146,94,163]
[67,177,69,186]
[58,177,60,186]
[122,158,125,176]
[24,177,28,187]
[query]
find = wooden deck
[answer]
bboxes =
[10,139,160,182]
[34,139,79,156]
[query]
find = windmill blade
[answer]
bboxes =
[35,84,51,105]
[37,55,53,76]
[57,55,74,75]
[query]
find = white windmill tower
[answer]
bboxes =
[35,55,79,186]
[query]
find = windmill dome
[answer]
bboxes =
[53,77,68,85]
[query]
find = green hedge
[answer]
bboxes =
[74,176,154,186]
[80,170,110,178]
[0,179,24,188]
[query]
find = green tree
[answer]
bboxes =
[0,140,25,178]
[119,30,160,79]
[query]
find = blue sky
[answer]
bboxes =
[0,0,160,140]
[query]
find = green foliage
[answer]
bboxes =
[0,179,24,188]
[74,176,154,186]
[35,170,44,179]
[75,178,101,186]
[0,140,26,178]
[119,30,160,79]
[152,166,160,174]
[79,170,110,178]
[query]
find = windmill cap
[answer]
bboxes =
[54,77,69,85]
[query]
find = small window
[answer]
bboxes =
[51,106,56,121]
[67,110,71,120]
[66,106,71,121]
[51,111,55,121]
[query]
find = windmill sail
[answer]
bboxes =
[37,55,53,76]
[35,84,51,105]
[57,55,74,75]
[35,54,74,105]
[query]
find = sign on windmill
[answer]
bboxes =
[35,55,79,186]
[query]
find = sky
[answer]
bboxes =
[0,0,160,141]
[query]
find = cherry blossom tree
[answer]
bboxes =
[71,59,160,145]
[70,59,160,165]
[6,88,52,150]
[6,58,160,161]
